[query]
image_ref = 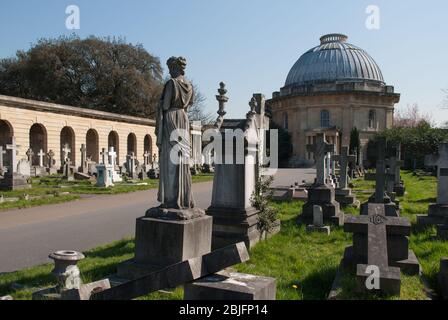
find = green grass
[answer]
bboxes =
[0,174,214,211]
[1,171,446,300]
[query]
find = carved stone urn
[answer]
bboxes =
[49,250,85,292]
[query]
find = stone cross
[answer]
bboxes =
[108,147,117,168]
[313,205,324,227]
[47,150,55,168]
[344,203,406,294]
[425,143,448,205]
[127,152,136,175]
[100,148,107,165]
[333,146,356,189]
[62,144,71,163]
[26,148,34,163]
[6,137,19,173]
[152,153,157,170]
[143,151,150,166]
[0,146,6,173]
[374,138,387,203]
[307,133,335,186]
[38,149,45,167]
[386,143,403,190]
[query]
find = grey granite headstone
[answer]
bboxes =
[438,258,448,300]
[418,143,448,227]
[306,205,330,235]
[333,146,359,207]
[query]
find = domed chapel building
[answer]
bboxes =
[267,34,400,166]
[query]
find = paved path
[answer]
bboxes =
[0,169,315,273]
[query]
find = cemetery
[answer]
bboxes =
[0,3,448,306]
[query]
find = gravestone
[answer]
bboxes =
[271,185,295,201]
[439,258,448,300]
[17,159,31,177]
[417,143,448,228]
[46,150,58,175]
[184,271,276,300]
[306,205,330,235]
[96,163,114,188]
[63,158,74,182]
[206,90,279,250]
[0,146,7,175]
[79,144,88,174]
[126,152,138,180]
[438,217,448,240]
[100,148,107,165]
[343,203,420,276]
[108,147,122,182]
[388,142,405,196]
[333,146,359,207]
[26,148,34,163]
[360,138,399,217]
[0,137,30,191]
[301,133,343,226]
[340,203,420,296]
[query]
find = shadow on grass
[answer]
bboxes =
[299,265,339,300]
[85,239,134,259]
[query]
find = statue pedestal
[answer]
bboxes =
[117,210,212,280]
[335,188,360,207]
[301,185,343,226]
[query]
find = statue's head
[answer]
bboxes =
[167,56,187,78]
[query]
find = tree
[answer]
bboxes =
[349,127,361,165]
[0,35,164,117]
[394,103,434,128]
[187,82,214,124]
[268,121,293,165]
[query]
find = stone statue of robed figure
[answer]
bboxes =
[147,56,205,220]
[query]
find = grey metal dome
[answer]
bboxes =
[285,34,385,87]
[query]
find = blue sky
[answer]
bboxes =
[1,0,448,124]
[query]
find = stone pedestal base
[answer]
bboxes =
[0,173,31,191]
[117,212,212,280]
[32,279,110,300]
[439,258,448,300]
[301,185,343,226]
[184,271,276,300]
[417,204,448,228]
[394,183,405,197]
[360,193,399,217]
[335,188,360,207]
[206,206,280,250]
[306,225,330,235]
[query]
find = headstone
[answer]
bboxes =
[301,133,343,226]
[438,258,448,300]
[17,159,31,177]
[360,138,399,217]
[79,144,88,174]
[126,152,138,179]
[26,148,34,163]
[107,147,122,182]
[184,271,276,300]
[271,185,295,201]
[63,158,74,182]
[96,163,114,188]
[0,146,7,175]
[206,90,280,250]
[417,143,448,228]
[306,205,330,235]
[340,203,420,296]
[0,138,30,191]
[333,146,359,207]
[62,144,71,163]
[46,150,58,175]
[388,142,405,196]
[37,149,45,168]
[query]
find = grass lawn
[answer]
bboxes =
[0,173,214,211]
[1,171,447,300]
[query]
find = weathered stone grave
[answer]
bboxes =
[108,147,122,183]
[0,137,30,190]
[337,203,420,296]
[333,146,359,207]
[439,257,448,300]
[306,205,330,235]
[301,132,343,226]
[46,150,58,175]
[417,143,448,228]
[96,163,114,188]
[360,138,399,217]
[388,142,405,196]
[206,89,279,249]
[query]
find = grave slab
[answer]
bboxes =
[184,271,276,300]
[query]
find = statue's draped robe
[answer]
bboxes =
[156,77,195,209]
